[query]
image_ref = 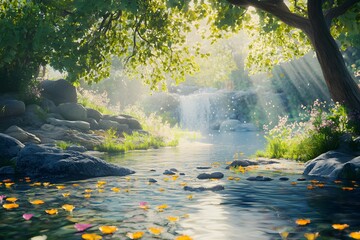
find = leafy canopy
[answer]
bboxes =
[0,0,359,92]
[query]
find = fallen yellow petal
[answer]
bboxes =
[30,199,44,205]
[62,204,75,212]
[148,227,163,235]
[342,187,354,191]
[350,231,360,239]
[84,189,92,193]
[84,194,91,198]
[175,235,193,240]
[6,197,17,202]
[304,232,319,240]
[332,223,349,230]
[296,219,311,226]
[167,216,179,222]
[45,209,58,215]
[43,182,51,187]
[187,195,193,200]
[126,231,144,239]
[111,187,120,193]
[3,203,19,209]
[56,185,66,190]
[81,233,102,240]
[99,225,118,234]
[62,192,71,197]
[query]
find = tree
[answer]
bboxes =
[1,0,359,117]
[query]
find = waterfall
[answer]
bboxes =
[179,91,228,131]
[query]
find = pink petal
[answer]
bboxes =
[23,213,34,221]
[0,195,6,200]
[139,201,148,206]
[74,223,92,232]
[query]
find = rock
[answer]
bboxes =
[0,133,25,159]
[86,118,99,130]
[170,168,178,172]
[304,150,360,180]
[0,99,25,118]
[104,115,142,130]
[16,144,135,180]
[279,177,289,181]
[47,118,90,131]
[23,104,47,127]
[297,178,306,181]
[5,125,41,144]
[246,176,273,181]
[163,170,176,175]
[219,120,257,132]
[0,166,15,175]
[40,79,77,105]
[98,119,130,133]
[197,172,224,179]
[58,103,87,121]
[86,108,102,122]
[148,178,158,183]
[226,160,258,169]
[184,185,224,192]
[196,166,212,169]
[179,172,185,176]
[40,98,57,113]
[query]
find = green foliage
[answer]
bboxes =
[95,129,175,153]
[56,141,72,150]
[257,101,355,161]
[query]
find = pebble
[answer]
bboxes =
[197,172,224,180]
[246,176,273,181]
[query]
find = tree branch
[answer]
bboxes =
[324,0,359,27]
[227,0,310,32]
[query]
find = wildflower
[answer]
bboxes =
[74,223,92,232]
[23,213,34,221]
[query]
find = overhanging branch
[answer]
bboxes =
[324,0,359,27]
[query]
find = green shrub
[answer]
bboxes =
[257,101,354,161]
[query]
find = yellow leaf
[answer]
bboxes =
[99,225,118,234]
[295,219,310,226]
[30,199,44,205]
[350,231,360,239]
[43,182,51,187]
[98,189,105,193]
[62,204,75,212]
[332,223,349,230]
[158,188,165,192]
[167,216,179,222]
[5,182,14,188]
[148,227,163,235]
[304,232,319,240]
[81,233,102,240]
[3,203,19,209]
[280,231,289,239]
[172,176,179,181]
[6,197,17,202]
[62,192,71,197]
[156,204,168,210]
[84,194,91,198]
[187,195,193,200]
[175,235,193,240]
[45,209,58,215]
[342,187,354,191]
[111,187,120,192]
[84,189,92,193]
[56,185,66,190]
[126,231,144,239]
[72,184,80,187]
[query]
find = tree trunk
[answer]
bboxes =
[307,0,360,115]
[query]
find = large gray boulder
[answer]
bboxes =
[47,118,90,131]
[0,133,24,159]
[304,151,360,180]
[16,144,135,179]
[23,104,47,127]
[86,108,102,122]
[40,79,77,105]
[5,125,41,144]
[58,103,87,121]
[0,99,25,118]
[98,119,130,133]
[105,115,142,130]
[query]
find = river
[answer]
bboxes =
[0,131,359,240]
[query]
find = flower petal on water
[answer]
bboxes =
[99,225,118,234]
[6,197,17,202]
[350,231,360,239]
[62,192,71,197]
[45,209,58,215]
[295,219,311,226]
[3,203,19,209]
[30,199,44,205]
[111,187,120,192]
[82,233,102,240]
[126,231,144,239]
[175,235,193,240]
[167,216,179,222]
[148,227,163,235]
[56,185,66,190]
[332,223,349,230]
[62,204,75,212]
[23,213,34,221]
[304,232,319,240]
[74,223,92,232]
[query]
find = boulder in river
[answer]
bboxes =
[0,99,25,118]
[15,144,135,180]
[197,172,224,179]
[304,150,360,180]
[184,185,224,192]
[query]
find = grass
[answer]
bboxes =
[256,101,355,162]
